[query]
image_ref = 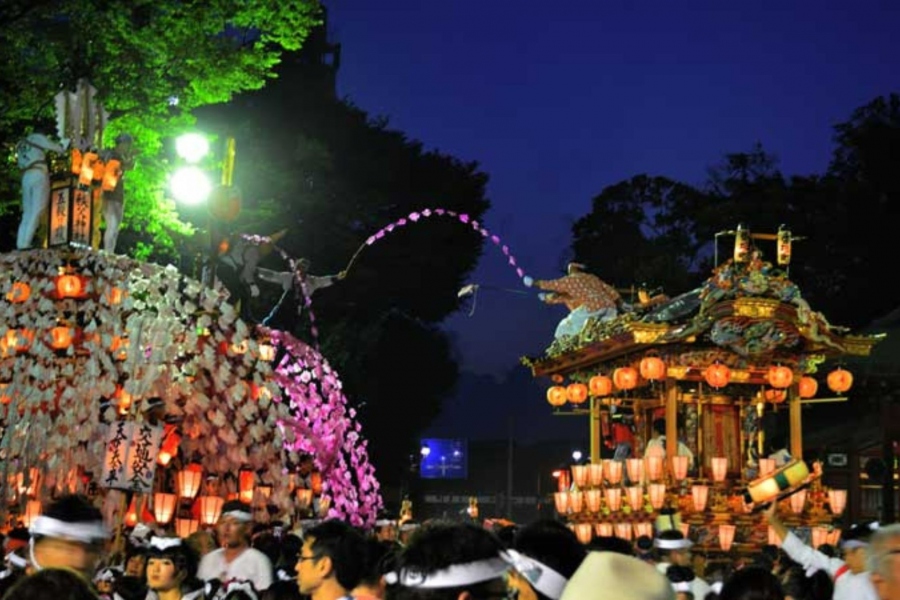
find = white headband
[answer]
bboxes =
[841,540,869,550]
[673,581,691,593]
[385,557,510,589]
[150,537,183,551]
[30,515,109,544]
[221,580,259,600]
[376,519,397,527]
[221,510,253,523]
[654,538,693,550]
[505,550,568,600]
[6,553,27,569]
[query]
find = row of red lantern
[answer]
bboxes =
[4,277,126,305]
[548,364,854,406]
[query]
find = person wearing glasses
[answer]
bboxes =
[766,503,878,600]
[197,500,272,592]
[384,521,515,600]
[867,524,900,600]
[295,520,367,600]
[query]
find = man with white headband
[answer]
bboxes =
[384,521,512,600]
[507,519,585,600]
[27,493,109,579]
[197,499,272,591]
[652,529,710,599]
[766,502,879,600]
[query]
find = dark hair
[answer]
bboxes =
[1,568,98,600]
[147,540,201,592]
[780,565,833,600]
[33,495,104,547]
[587,535,634,556]
[305,520,368,591]
[513,520,586,600]
[719,566,784,600]
[252,531,281,568]
[667,565,696,584]
[113,575,147,600]
[653,418,666,436]
[359,538,397,588]
[514,519,586,580]
[386,521,506,600]
[276,533,304,576]
[221,499,253,515]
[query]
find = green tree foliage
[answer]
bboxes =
[571,175,708,296]
[194,47,490,484]
[0,0,322,257]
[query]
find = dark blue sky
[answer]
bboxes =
[326,1,899,441]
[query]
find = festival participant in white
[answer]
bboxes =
[27,494,109,579]
[145,536,205,600]
[652,529,711,599]
[197,500,273,591]
[16,132,68,249]
[766,502,879,600]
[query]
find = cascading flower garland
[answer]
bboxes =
[266,328,382,527]
[0,248,381,525]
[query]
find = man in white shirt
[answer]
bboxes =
[645,418,695,470]
[653,529,711,599]
[766,502,879,600]
[197,500,272,592]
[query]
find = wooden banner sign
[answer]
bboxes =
[101,421,163,493]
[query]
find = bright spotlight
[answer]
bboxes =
[572,450,583,462]
[420,445,431,458]
[171,166,212,205]
[175,133,210,163]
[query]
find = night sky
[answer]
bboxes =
[327,1,899,442]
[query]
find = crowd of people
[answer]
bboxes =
[2,493,900,600]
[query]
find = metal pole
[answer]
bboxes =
[507,415,514,518]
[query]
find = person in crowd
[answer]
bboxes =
[765,503,879,600]
[0,526,30,595]
[145,536,204,600]
[645,418,695,470]
[653,529,711,599]
[384,521,511,600]
[560,550,675,600]
[186,530,217,559]
[351,538,396,600]
[718,566,784,600]
[779,564,833,600]
[197,500,273,591]
[588,535,635,556]
[507,519,586,600]
[124,545,149,579]
[27,494,108,579]
[1,567,99,600]
[295,519,367,600]
[93,566,121,599]
[867,523,900,600]
[635,535,656,563]
[666,565,697,600]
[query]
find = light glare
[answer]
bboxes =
[171,166,212,205]
[176,133,209,163]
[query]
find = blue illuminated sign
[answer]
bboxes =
[419,438,468,479]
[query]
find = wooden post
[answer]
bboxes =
[789,384,803,460]
[665,381,678,465]
[590,396,602,463]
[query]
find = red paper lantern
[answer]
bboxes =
[767,365,794,389]
[547,386,567,407]
[639,356,666,381]
[48,326,74,350]
[5,282,30,303]
[55,274,88,299]
[764,389,786,403]
[798,376,818,399]
[827,368,853,393]
[589,375,613,397]
[566,383,589,405]
[704,363,731,388]
[613,367,638,390]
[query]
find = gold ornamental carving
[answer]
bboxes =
[630,323,670,344]
[732,298,780,318]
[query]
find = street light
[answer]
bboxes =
[175,133,210,164]
[572,450,583,463]
[171,132,212,206]
[420,445,431,458]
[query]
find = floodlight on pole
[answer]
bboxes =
[171,166,212,206]
[175,133,210,164]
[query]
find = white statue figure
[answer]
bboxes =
[99,133,135,252]
[16,133,69,249]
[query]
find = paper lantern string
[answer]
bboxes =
[344,208,530,284]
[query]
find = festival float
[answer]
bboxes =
[522,226,885,566]
[0,81,381,542]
